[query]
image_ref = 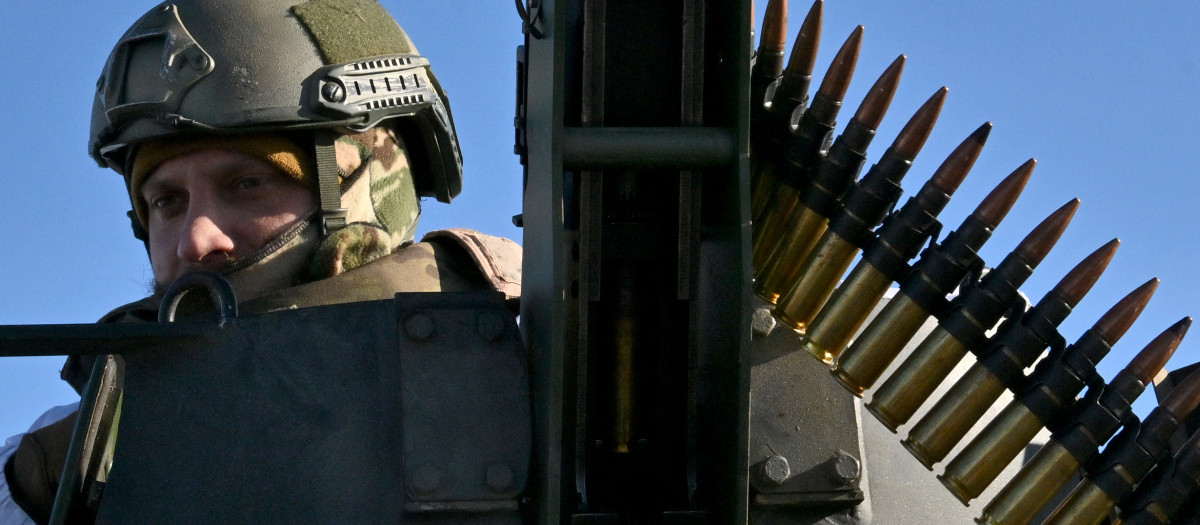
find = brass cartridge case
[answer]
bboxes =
[751,0,823,222]
[751,161,780,221]
[977,439,1081,525]
[752,181,802,266]
[878,197,1080,430]
[941,401,1046,504]
[1043,479,1116,525]
[614,313,635,453]
[754,205,828,303]
[911,238,1118,468]
[903,362,1007,469]
[865,326,969,431]
[803,261,892,364]
[831,292,932,396]
[754,20,865,258]
[830,162,1031,393]
[774,230,859,333]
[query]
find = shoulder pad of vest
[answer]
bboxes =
[422,228,521,300]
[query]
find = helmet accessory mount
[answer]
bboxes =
[96,4,214,148]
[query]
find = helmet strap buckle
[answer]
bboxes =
[321,208,349,237]
[314,130,347,237]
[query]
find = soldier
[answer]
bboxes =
[0,1,521,522]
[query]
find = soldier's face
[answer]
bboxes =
[140,148,316,290]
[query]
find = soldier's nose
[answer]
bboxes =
[178,213,236,266]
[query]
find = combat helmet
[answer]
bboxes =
[89,0,462,239]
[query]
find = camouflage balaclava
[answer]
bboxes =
[130,127,420,299]
[310,127,421,277]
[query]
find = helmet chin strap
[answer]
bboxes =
[128,209,149,245]
[225,212,318,275]
[217,213,322,301]
[314,130,348,237]
[144,211,319,300]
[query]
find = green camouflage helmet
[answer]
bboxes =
[89,0,462,214]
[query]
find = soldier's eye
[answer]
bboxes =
[149,194,181,210]
[233,175,272,191]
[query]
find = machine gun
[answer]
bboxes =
[513,1,1200,523]
[1,1,1198,524]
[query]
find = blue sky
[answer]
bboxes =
[1,2,1199,445]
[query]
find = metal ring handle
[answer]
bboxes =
[158,271,239,324]
[514,0,544,38]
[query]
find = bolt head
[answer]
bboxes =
[410,463,442,494]
[477,312,506,342]
[761,454,790,485]
[186,53,209,71]
[485,463,514,491]
[404,313,435,341]
[752,308,777,338]
[832,451,861,484]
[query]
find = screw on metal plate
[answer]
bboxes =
[322,81,346,103]
[830,450,861,484]
[760,454,791,486]
[751,307,777,338]
[485,464,514,491]
[477,312,506,342]
[403,313,435,341]
[410,463,442,494]
[188,53,208,70]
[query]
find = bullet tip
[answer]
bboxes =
[1127,317,1190,385]
[1014,198,1080,267]
[1053,238,1119,308]
[923,120,993,194]
[891,87,951,161]
[1093,277,1160,344]
[785,0,824,77]
[853,54,906,129]
[816,26,865,101]
[1161,356,1200,420]
[973,158,1035,229]
[759,0,788,53]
